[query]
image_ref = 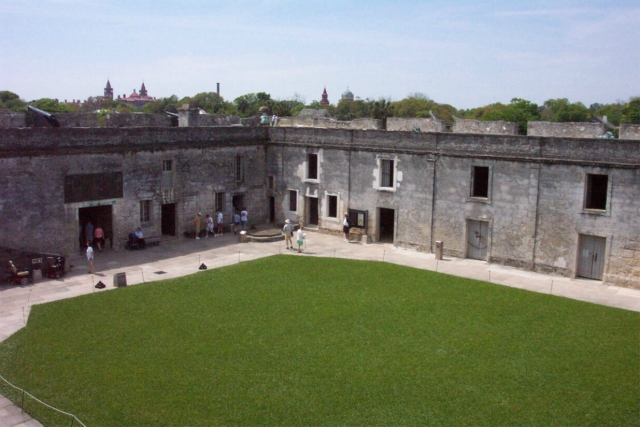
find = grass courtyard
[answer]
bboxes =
[0,256,638,426]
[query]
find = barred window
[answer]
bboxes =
[140,200,151,223]
[381,159,394,188]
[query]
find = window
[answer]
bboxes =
[289,190,298,212]
[471,166,490,198]
[380,159,394,188]
[162,160,173,189]
[585,174,608,210]
[215,192,225,213]
[140,200,151,223]
[307,153,318,180]
[327,195,338,218]
[235,155,244,182]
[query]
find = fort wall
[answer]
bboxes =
[527,121,606,138]
[452,117,519,135]
[386,117,447,132]
[619,124,640,140]
[1,127,639,287]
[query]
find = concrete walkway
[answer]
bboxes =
[2,231,639,426]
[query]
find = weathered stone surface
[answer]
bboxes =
[620,124,640,140]
[527,121,606,138]
[1,126,639,288]
[453,117,518,135]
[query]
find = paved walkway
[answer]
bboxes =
[2,231,639,426]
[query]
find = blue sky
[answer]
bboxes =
[1,0,638,109]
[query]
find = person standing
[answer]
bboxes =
[233,210,241,235]
[206,214,214,238]
[282,219,293,249]
[94,224,104,251]
[194,212,202,240]
[86,242,94,274]
[343,213,352,243]
[216,211,224,236]
[240,207,248,230]
[296,225,305,253]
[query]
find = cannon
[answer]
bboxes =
[27,105,60,127]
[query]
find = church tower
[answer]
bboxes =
[320,87,329,105]
[104,80,114,100]
[140,82,148,97]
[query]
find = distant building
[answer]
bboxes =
[104,80,114,100]
[341,87,354,102]
[117,83,156,108]
[320,88,330,105]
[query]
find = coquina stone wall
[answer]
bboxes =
[275,116,383,130]
[619,124,640,140]
[2,126,639,288]
[452,117,519,135]
[527,121,606,138]
[386,117,446,132]
[0,112,26,128]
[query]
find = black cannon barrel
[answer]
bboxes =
[27,105,60,127]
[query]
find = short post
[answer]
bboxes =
[435,241,444,260]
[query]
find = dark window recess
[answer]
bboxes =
[289,190,297,211]
[328,195,337,218]
[381,159,394,188]
[64,172,123,203]
[471,166,489,198]
[586,174,608,210]
[308,154,318,180]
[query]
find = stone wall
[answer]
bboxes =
[527,121,606,138]
[620,124,640,140]
[386,117,446,132]
[0,127,268,255]
[452,117,519,135]
[0,112,26,128]
[104,113,174,127]
[2,126,639,288]
[275,116,382,130]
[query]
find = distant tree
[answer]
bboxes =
[540,98,590,122]
[142,95,180,114]
[0,90,26,111]
[29,98,76,113]
[478,98,540,134]
[81,96,116,113]
[181,92,232,114]
[591,102,624,126]
[115,103,137,113]
[621,97,640,124]
[233,92,272,117]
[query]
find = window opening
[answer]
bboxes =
[381,159,394,188]
[308,154,318,180]
[327,195,338,218]
[585,174,608,210]
[471,166,489,198]
[289,190,297,212]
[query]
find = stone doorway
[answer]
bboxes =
[78,205,113,250]
[378,208,395,243]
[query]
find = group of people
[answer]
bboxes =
[282,219,306,253]
[194,207,248,240]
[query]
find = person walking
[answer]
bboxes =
[216,211,224,236]
[205,214,214,238]
[343,213,352,243]
[233,210,241,235]
[94,224,104,251]
[194,212,202,240]
[296,225,305,253]
[282,219,293,249]
[240,207,248,230]
[86,242,94,274]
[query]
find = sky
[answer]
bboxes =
[1,0,638,110]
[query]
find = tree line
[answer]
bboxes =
[1,89,639,134]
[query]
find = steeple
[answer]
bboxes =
[104,79,114,100]
[140,82,148,97]
[320,87,329,105]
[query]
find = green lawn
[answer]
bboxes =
[0,256,638,426]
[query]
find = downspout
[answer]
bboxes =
[429,134,439,253]
[531,138,542,271]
